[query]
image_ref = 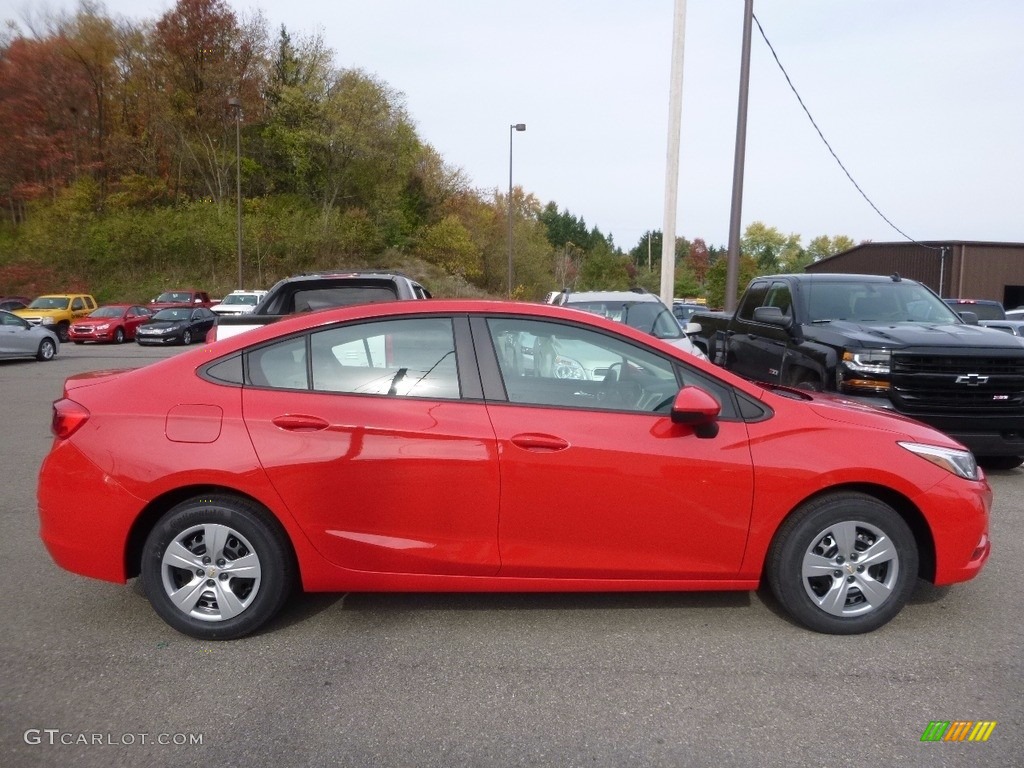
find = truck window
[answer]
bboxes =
[736,283,769,321]
[764,282,793,318]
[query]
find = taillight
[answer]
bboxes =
[52,398,90,439]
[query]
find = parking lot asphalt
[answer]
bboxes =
[1,342,1022,767]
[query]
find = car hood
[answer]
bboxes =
[14,308,67,317]
[806,321,1023,350]
[764,385,967,449]
[665,335,708,360]
[141,320,187,329]
[74,317,119,326]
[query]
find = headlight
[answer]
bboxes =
[41,317,55,325]
[838,348,891,393]
[552,355,585,380]
[898,442,979,481]
[96,323,110,331]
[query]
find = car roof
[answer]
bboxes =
[560,291,662,304]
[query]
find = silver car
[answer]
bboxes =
[551,290,707,360]
[0,309,59,361]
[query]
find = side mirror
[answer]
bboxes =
[670,386,721,438]
[683,321,702,335]
[958,311,979,325]
[752,305,792,329]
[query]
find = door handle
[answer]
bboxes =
[510,433,570,452]
[272,414,330,432]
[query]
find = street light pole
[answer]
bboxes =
[508,123,526,298]
[227,97,243,289]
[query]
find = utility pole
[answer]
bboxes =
[725,0,754,312]
[660,0,687,305]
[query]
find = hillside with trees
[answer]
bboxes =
[0,0,853,305]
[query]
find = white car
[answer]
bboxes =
[210,290,267,316]
[551,290,707,360]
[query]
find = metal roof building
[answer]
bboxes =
[804,241,1024,309]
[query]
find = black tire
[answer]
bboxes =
[788,369,823,391]
[978,455,1024,471]
[140,495,296,640]
[114,327,125,344]
[181,329,193,345]
[767,492,917,634]
[56,322,70,342]
[36,338,57,361]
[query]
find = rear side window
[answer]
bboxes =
[309,318,459,399]
[245,318,460,400]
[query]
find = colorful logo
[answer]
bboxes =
[921,721,997,742]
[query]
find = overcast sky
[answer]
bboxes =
[6,0,1023,251]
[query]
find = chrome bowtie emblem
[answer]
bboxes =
[955,374,988,386]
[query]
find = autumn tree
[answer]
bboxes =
[153,0,267,205]
[686,238,710,286]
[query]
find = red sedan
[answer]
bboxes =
[68,303,154,344]
[38,300,990,639]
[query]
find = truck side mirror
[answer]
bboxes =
[958,311,979,325]
[752,305,793,330]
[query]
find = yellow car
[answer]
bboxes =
[14,294,97,342]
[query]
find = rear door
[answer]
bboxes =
[241,315,502,576]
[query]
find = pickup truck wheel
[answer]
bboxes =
[56,322,70,342]
[978,456,1024,470]
[141,495,296,640]
[767,492,917,634]
[788,371,822,391]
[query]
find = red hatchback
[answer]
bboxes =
[38,300,991,639]
[68,303,154,344]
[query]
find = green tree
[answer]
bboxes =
[804,234,855,264]
[742,221,802,274]
[704,254,759,309]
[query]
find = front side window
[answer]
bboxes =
[736,282,769,321]
[486,317,681,413]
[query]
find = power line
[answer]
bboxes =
[752,13,940,252]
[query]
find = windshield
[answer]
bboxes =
[90,307,124,318]
[155,292,192,303]
[223,294,259,305]
[152,309,190,321]
[29,297,70,310]
[804,281,960,324]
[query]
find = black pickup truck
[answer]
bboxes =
[209,271,431,341]
[692,273,1024,468]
